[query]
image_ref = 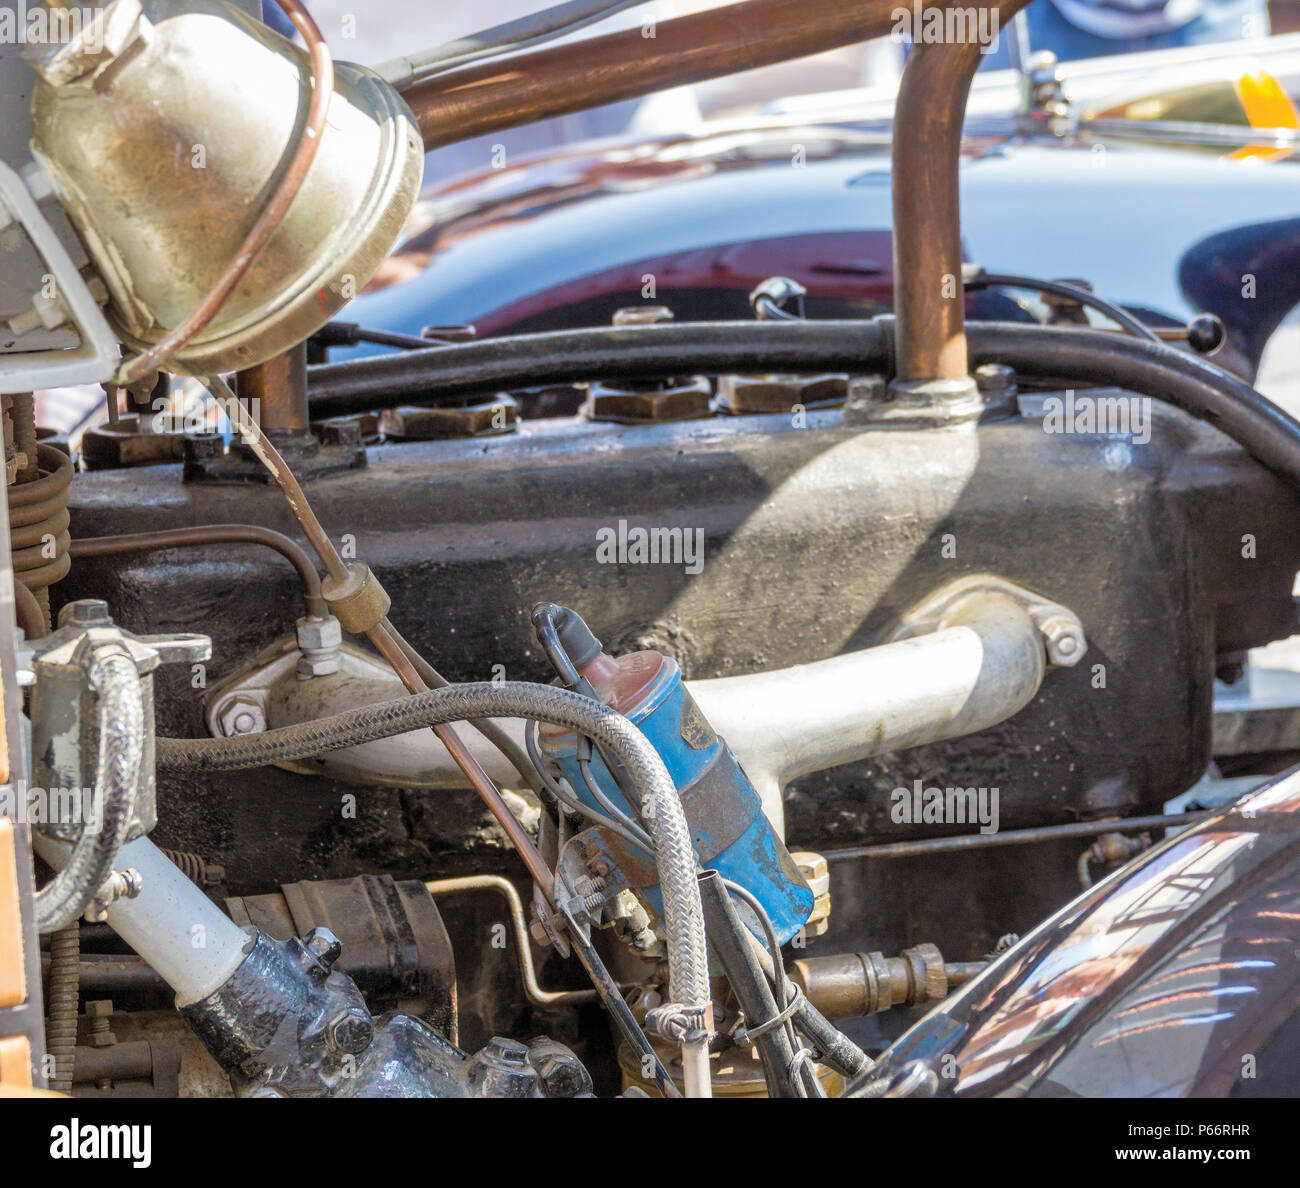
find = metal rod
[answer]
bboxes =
[558,901,681,1098]
[425,875,602,1005]
[236,342,310,436]
[398,0,905,150]
[891,2,1031,383]
[822,810,1209,863]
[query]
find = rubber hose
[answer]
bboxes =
[158,681,711,1014]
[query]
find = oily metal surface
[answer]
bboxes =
[57,399,1300,893]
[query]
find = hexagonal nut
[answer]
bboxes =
[216,694,266,737]
[325,1007,374,1056]
[302,926,343,969]
[296,615,342,653]
[582,377,712,424]
[1039,615,1086,668]
[528,916,553,948]
[297,653,342,680]
[381,397,517,440]
[716,373,847,415]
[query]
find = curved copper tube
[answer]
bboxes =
[399,0,905,149]
[892,1,1030,382]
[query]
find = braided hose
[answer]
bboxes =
[159,681,712,1020]
[34,647,144,933]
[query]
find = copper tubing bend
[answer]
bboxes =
[204,376,556,900]
[892,2,1031,383]
[402,0,1026,388]
[399,0,908,149]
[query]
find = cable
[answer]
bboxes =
[376,0,651,87]
[965,272,1161,344]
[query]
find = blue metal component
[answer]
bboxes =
[543,656,813,944]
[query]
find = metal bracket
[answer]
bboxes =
[0,160,120,393]
[890,573,1087,668]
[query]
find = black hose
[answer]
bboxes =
[963,322,1300,483]
[699,871,802,1098]
[307,320,892,416]
[317,317,1300,490]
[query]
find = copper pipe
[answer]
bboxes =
[400,0,904,149]
[70,525,327,619]
[891,2,1030,382]
[236,343,309,436]
[207,375,556,899]
[118,0,333,384]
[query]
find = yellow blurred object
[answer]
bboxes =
[0,818,25,1010]
[1230,71,1300,162]
[0,1035,32,1088]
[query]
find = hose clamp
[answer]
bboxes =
[645,1002,714,1044]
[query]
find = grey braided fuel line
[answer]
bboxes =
[158,680,712,1092]
[35,646,144,933]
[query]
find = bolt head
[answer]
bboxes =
[60,599,112,628]
[326,1007,374,1056]
[302,926,343,969]
[483,1037,530,1067]
[218,695,265,736]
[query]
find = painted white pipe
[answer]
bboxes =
[34,833,249,1006]
[260,590,1050,836]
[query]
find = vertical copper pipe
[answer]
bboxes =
[237,343,310,435]
[399,0,904,149]
[891,2,1030,383]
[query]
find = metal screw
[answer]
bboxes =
[218,694,266,736]
[325,1007,374,1056]
[60,599,112,628]
[302,926,343,970]
[85,999,116,1049]
[1040,616,1085,667]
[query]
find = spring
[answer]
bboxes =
[161,848,219,887]
[7,441,73,617]
[45,923,80,1095]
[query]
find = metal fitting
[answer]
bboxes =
[86,868,143,923]
[380,394,518,440]
[790,850,831,938]
[217,693,266,738]
[582,375,713,423]
[644,1001,714,1044]
[321,562,392,635]
[790,942,950,1018]
[295,614,343,680]
[715,373,847,415]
